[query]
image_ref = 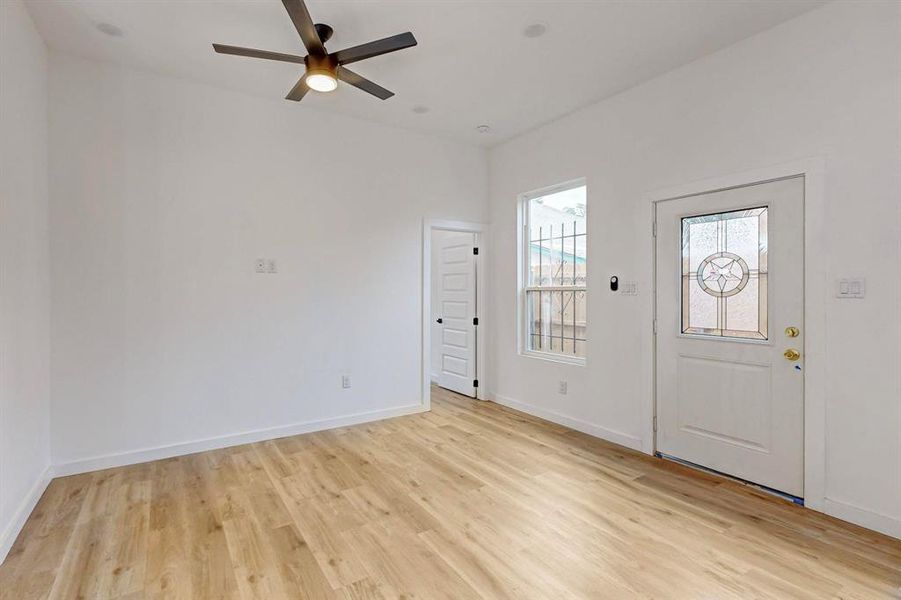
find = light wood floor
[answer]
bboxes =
[2,387,899,599]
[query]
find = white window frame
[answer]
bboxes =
[517,178,587,366]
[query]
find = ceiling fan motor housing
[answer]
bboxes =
[305,53,338,78]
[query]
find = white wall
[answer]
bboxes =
[48,54,486,471]
[0,0,52,561]
[487,0,901,537]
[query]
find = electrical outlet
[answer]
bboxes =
[254,259,266,274]
[558,380,567,395]
[342,375,352,389]
[266,259,278,274]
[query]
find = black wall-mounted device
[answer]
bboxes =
[610,276,619,292]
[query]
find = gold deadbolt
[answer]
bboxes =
[784,349,801,361]
[785,326,800,338]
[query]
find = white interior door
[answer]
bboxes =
[436,231,477,397]
[655,176,804,497]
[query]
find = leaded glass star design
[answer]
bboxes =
[696,252,750,298]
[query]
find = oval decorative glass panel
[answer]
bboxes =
[696,252,750,298]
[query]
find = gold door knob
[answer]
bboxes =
[785,326,800,338]
[784,349,801,361]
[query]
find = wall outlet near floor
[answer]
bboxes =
[558,380,568,395]
[342,375,352,389]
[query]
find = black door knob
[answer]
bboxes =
[436,318,443,324]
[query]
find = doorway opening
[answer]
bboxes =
[421,220,486,407]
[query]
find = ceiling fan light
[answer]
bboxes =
[306,71,338,93]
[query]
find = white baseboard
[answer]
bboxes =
[824,497,901,540]
[0,464,54,565]
[54,404,426,477]
[490,393,644,452]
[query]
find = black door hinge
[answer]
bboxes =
[473,379,479,388]
[473,317,479,326]
[473,247,479,255]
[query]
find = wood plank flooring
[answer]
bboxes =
[2,386,899,599]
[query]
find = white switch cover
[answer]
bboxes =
[342,375,352,389]
[266,259,278,274]
[836,278,865,299]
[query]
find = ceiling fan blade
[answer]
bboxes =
[331,32,417,66]
[213,44,306,64]
[337,67,394,100]
[285,77,310,101]
[281,0,326,55]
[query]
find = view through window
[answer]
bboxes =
[523,183,587,359]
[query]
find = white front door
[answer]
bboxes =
[655,176,804,497]
[436,231,477,397]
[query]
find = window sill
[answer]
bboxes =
[520,350,586,367]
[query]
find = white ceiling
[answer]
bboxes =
[25,0,825,147]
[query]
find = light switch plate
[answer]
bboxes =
[620,281,638,296]
[836,278,865,299]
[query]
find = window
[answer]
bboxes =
[681,206,768,339]
[521,181,587,361]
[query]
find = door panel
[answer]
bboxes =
[442,300,467,319]
[442,355,468,377]
[436,231,477,397]
[677,354,772,452]
[442,327,468,349]
[656,176,804,496]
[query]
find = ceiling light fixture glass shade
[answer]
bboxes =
[306,70,338,92]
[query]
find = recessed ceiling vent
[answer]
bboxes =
[523,23,548,39]
[95,22,124,37]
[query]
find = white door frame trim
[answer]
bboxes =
[422,219,488,409]
[646,157,826,512]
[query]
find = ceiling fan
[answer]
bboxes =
[213,0,417,102]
